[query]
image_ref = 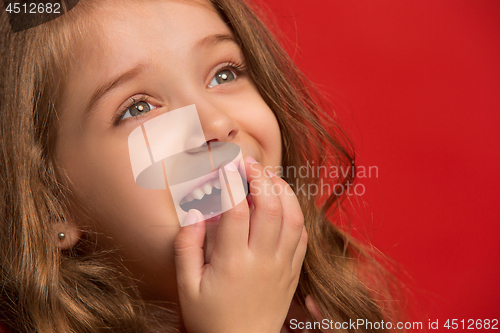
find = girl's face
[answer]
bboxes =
[56,0,282,302]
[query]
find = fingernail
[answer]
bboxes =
[225,162,237,171]
[245,156,259,164]
[267,170,276,177]
[184,209,201,227]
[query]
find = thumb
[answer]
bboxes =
[174,209,206,291]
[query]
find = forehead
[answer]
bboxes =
[78,0,230,65]
[62,0,234,113]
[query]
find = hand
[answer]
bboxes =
[174,157,307,333]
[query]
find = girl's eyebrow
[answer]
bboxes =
[193,33,238,51]
[84,63,148,116]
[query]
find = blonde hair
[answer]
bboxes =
[0,1,406,332]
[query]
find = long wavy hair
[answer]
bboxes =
[0,0,406,332]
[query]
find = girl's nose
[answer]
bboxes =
[196,102,239,143]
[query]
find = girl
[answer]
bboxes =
[0,0,405,332]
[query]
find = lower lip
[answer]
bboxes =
[200,193,252,223]
[204,213,222,223]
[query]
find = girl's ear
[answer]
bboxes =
[53,221,82,250]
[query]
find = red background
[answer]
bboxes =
[263,0,500,330]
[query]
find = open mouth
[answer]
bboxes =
[179,178,223,216]
[179,169,249,217]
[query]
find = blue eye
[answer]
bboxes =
[208,69,237,88]
[121,100,156,120]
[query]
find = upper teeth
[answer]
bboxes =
[181,179,221,205]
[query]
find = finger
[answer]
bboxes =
[211,162,250,258]
[204,218,218,264]
[238,157,253,213]
[267,175,304,258]
[291,226,308,274]
[173,209,206,292]
[238,157,248,183]
[245,157,282,255]
[305,295,334,332]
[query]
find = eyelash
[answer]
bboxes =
[113,60,248,126]
[218,60,247,77]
